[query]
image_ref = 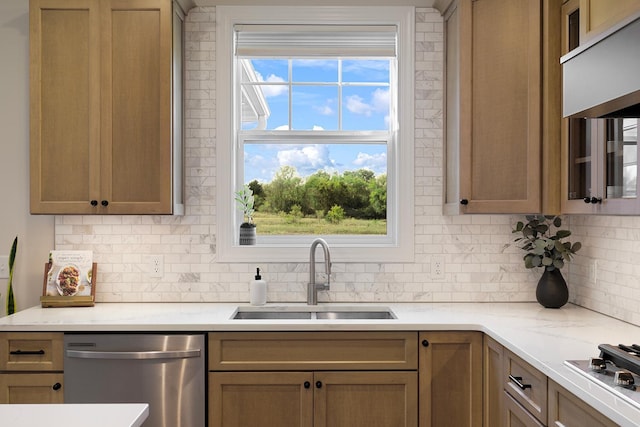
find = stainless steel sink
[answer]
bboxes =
[315,310,395,320]
[232,311,312,320]
[232,306,396,320]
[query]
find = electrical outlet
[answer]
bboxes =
[0,256,8,279]
[431,255,445,281]
[145,255,164,278]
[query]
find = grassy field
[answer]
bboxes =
[253,212,386,235]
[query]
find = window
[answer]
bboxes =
[216,6,414,262]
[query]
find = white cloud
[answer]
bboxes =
[314,105,334,116]
[255,71,288,97]
[345,95,374,116]
[371,88,390,112]
[352,152,387,174]
[277,145,336,175]
[344,88,389,117]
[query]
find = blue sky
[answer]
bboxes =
[242,59,391,183]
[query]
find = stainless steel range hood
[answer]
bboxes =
[561,11,640,118]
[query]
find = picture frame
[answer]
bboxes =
[40,262,97,307]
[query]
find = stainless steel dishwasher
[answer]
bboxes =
[64,333,205,427]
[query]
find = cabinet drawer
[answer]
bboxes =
[548,379,617,427]
[0,332,64,371]
[503,349,547,424]
[504,391,544,427]
[208,331,418,371]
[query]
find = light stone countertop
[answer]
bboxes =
[1,302,639,426]
[0,403,148,427]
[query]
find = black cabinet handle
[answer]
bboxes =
[422,339,429,347]
[303,381,311,389]
[90,200,98,206]
[9,349,45,356]
[460,199,469,205]
[101,200,109,207]
[509,375,532,390]
[315,381,322,389]
[52,382,62,391]
[584,197,602,204]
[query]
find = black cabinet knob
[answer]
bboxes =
[303,381,311,389]
[460,199,469,205]
[52,382,62,391]
[583,197,591,203]
[90,200,98,206]
[315,381,322,389]
[422,339,429,347]
[101,200,109,207]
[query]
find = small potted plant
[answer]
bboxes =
[511,215,581,308]
[235,185,256,245]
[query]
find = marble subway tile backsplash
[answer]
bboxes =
[52,7,640,327]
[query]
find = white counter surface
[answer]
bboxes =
[0,403,148,427]
[1,302,639,426]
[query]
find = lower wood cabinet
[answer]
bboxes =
[0,373,64,404]
[484,335,504,427]
[209,371,418,427]
[547,379,617,427]
[504,391,544,427]
[418,331,483,427]
[208,331,419,427]
[0,332,64,404]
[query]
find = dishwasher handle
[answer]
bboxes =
[66,348,201,360]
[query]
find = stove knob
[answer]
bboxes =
[589,357,607,372]
[614,371,635,388]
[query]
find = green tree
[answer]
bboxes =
[326,205,345,224]
[265,166,304,213]
[369,174,387,219]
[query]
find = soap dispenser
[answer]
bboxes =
[250,268,267,306]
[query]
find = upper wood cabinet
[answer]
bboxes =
[560,1,640,214]
[444,0,562,214]
[30,0,183,215]
[579,0,640,44]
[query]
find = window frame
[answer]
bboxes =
[216,6,415,263]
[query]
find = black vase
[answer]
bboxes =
[239,223,256,245]
[536,269,568,308]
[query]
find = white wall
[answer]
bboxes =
[0,0,55,314]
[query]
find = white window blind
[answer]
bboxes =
[234,24,397,57]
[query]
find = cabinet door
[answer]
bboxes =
[548,379,617,427]
[30,0,101,214]
[0,373,64,404]
[314,371,418,427]
[484,335,504,427]
[458,0,542,213]
[418,331,482,427]
[209,372,314,427]
[100,0,173,214]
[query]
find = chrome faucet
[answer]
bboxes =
[307,238,331,305]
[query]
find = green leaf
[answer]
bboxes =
[556,229,571,239]
[571,242,582,253]
[7,236,17,316]
[542,256,553,266]
[553,259,564,269]
[552,216,562,227]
